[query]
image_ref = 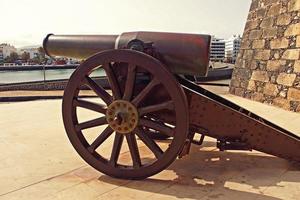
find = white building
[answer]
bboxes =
[0,44,17,59]
[19,47,40,59]
[210,37,225,62]
[225,35,241,63]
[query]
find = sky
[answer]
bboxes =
[0,0,252,48]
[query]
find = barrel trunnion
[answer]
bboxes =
[43,31,300,179]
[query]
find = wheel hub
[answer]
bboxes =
[106,100,138,134]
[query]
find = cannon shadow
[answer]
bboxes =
[97,140,300,200]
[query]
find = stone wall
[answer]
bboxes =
[230,0,300,112]
[0,80,69,91]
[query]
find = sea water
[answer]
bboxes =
[0,68,105,84]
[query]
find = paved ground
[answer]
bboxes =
[0,87,299,200]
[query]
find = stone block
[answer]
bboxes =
[240,81,248,88]
[288,0,300,11]
[234,88,245,97]
[263,28,277,38]
[287,88,300,101]
[274,51,281,59]
[250,60,259,70]
[243,50,254,59]
[262,0,280,5]
[251,71,270,82]
[254,50,271,60]
[246,20,261,31]
[252,39,265,49]
[296,104,300,112]
[296,36,300,47]
[233,68,251,79]
[260,17,274,28]
[294,60,300,72]
[282,49,300,60]
[240,40,251,49]
[270,38,289,49]
[257,8,267,18]
[249,30,263,40]
[263,83,279,96]
[230,79,240,87]
[277,73,297,86]
[251,92,265,102]
[250,0,259,11]
[267,4,281,16]
[276,14,292,26]
[273,97,290,110]
[267,60,286,71]
[284,23,300,36]
[247,80,257,91]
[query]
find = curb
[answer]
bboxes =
[0,95,96,102]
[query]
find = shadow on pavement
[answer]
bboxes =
[98,141,300,200]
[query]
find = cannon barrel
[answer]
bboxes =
[43,31,211,76]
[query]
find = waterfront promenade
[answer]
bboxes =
[0,86,299,200]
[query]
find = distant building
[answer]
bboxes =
[225,35,241,63]
[0,49,3,64]
[0,43,17,59]
[210,37,225,62]
[19,47,39,59]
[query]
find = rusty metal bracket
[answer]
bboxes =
[217,139,251,151]
[191,132,205,145]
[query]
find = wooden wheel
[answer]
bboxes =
[62,49,189,179]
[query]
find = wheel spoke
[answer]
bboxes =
[138,101,174,116]
[75,117,107,131]
[123,64,136,101]
[126,133,142,168]
[135,127,163,159]
[132,78,160,107]
[139,119,174,137]
[73,99,107,114]
[109,133,124,166]
[103,63,121,100]
[84,76,112,105]
[87,126,114,153]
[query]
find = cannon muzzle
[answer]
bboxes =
[43,31,211,76]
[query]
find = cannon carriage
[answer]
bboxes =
[43,31,300,179]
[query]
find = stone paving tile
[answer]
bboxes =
[0,172,85,200]
[262,170,300,200]
[0,100,86,195]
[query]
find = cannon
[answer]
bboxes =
[44,31,300,179]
